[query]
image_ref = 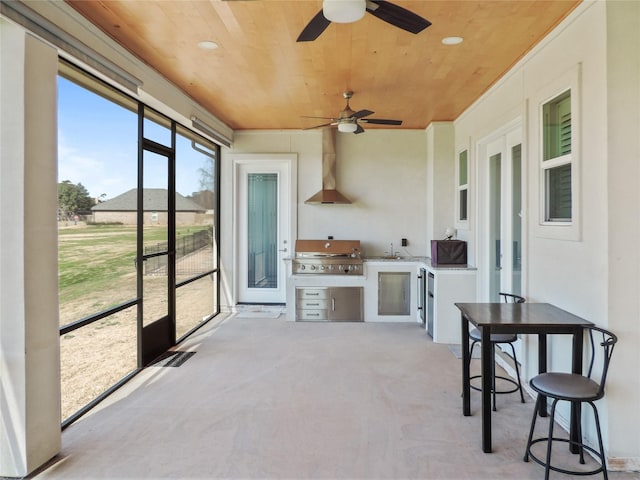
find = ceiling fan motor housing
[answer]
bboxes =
[323,0,366,23]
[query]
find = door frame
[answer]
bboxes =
[137,109,176,366]
[476,118,526,301]
[232,154,297,305]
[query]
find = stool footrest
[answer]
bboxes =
[469,374,522,395]
[524,437,606,477]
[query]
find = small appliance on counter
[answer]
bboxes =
[430,240,467,266]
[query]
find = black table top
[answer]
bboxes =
[455,302,594,328]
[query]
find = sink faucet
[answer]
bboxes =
[389,242,394,256]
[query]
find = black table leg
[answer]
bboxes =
[481,325,492,453]
[461,314,471,416]
[569,327,584,454]
[538,333,548,417]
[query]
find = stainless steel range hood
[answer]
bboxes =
[305,128,352,204]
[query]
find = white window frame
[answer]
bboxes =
[532,64,581,241]
[541,90,572,223]
[456,148,469,224]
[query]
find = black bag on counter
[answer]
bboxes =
[431,240,467,266]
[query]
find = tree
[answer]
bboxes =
[58,180,93,220]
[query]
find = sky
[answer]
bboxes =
[57,77,211,201]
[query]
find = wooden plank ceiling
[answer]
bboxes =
[67,0,581,132]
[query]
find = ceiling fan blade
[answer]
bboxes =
[361,118,403,125]
[366,0,431,34]
[352,109,374,119]
[301,115,338,120]
[354,124,365,134]
[297,10,331,42]
[304,122,336,130]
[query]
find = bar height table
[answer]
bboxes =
[456,302,594,454]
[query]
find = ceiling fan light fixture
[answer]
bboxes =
[337,121,358,133]
[323,0,366,23]
[197,40,219,50]
[442,36,463,46]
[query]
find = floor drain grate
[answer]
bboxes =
[149,351,196,367]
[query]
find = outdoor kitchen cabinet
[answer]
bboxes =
[425,266,476,343]
[296,287,363,322]
[363,262,419,322]
[378,272,411,316]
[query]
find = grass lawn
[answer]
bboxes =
[58,223,210,324]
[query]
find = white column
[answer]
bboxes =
[605,0,640,469]
[425,122,455,245]
[1,19,61,477]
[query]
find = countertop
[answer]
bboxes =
[363,256,476,271]
[285,256,476,270]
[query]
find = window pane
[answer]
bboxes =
[143,109,172,146]
[57,74,138,326]
[543,90,571,161]
[142,150,169,326]
[174,126,217,335]
[459,189,468,221]
[247,173,278,289]
[546,163,572,221]
[511,144,522,295]
[175,126,216,274]
[176,274,215,339]
[458,150,468,185]
[60,306,137,420]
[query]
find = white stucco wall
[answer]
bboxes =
[226,129,427,253]
[453,1,639,468]
[1,20,62,477]
[425,122,455,253]
[604,0,640,469]
[220,129,427,309]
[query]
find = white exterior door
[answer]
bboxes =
[478,123,524,358]
[478,123,523,301]
[234,155,296,304]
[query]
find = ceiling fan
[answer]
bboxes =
[297,0,431,42]
[303,91,402,134]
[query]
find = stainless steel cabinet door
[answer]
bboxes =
[378,272,411,315]
[329,287,363,322]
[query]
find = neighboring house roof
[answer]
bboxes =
[92,188,206,212]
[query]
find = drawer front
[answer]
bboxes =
[298,299,329,310]
[296,309,328,321]
[296,288,328,300]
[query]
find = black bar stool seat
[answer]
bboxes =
[523,326,617,480]
[468,292,526,411]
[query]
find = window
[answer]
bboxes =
[457,149,469,222]
[57,59,221,426]
[542,90,572,222]
[532,64,581,241]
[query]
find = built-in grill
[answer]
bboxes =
[293,239,363,275]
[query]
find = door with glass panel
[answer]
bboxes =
[485,127,523,358]
[236,157,294,304]
[486,128,523,300]
[139,112,175,365]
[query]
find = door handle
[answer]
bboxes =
[278,247,288,252]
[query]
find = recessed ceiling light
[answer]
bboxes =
[198,41,219,50]
[442,36,463,46]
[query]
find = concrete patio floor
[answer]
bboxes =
[32,316,639,479]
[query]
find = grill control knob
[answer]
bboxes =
[320,265,325,271]
[300,265,305,270]
[310,265,316,270]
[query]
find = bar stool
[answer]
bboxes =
[523,325,617,480]
[468,292,526,411]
